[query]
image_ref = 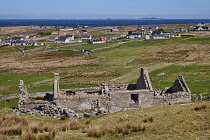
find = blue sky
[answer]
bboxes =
[0,0,209,19]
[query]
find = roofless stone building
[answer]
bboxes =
[16,68,191,117]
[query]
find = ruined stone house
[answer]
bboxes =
[17,68,191,114]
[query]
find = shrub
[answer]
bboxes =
[0,125,22,135]
[22,132,37,140]
[59,120,83,131]
[194,104,207,111]
[143,116,154,123]
[60,115,68,120]
[28,122,50,133]
[0,115,28,127]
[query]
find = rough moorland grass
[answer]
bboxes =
[0,101,209,139]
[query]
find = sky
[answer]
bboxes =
[0,0,210,19]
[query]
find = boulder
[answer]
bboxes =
[98,108,108,114]
[108,106,122,113]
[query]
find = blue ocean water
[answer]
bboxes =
[0,19,210,27]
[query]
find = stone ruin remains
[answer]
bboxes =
[15,68,191,119]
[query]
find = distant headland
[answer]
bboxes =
[53,17,163,20]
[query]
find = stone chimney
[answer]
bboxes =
[18,80,30,106]
[136,68,153,91]
[53,73,60,99]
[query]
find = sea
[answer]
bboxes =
[0,19,210,27]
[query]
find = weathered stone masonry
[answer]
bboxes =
[16,68,191,118]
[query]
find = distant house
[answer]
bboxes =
[194,26,209,31]
[180,28,188,32]
[20,35,30,39]
[151,30,163,35]
[29,35,37,39]
[128,31,139,35]
[29,25,41,29]
[24,40,38,46]
[136,25,144,31]
[80,30,88,33]
[149,26,159,29]
[145,35,150,40]
[128,33,141,38]
[58,32,67,35]
[76,38,82,42]
[66,35,74,40]
[11,40,26,46]
[55,37,69,43]
[197,23,206,26]
[153,34,165,39]
[110,27,119,32]
[3,38,12,45]
[168,33,181,38]
[81,34,92,40]
[12,37,23,41]
[170,29,181,33]
[90,36,106,44]
[90,39,103,44]
[48,36,58,41]
[60,27,73,31]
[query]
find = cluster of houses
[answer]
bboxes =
[189,23,209,31]
[0,35,38,46]
[127,25,188,40]
[1,23,209,47]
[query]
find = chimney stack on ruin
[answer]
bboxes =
[136,68,153,91]
[53,73,60,99]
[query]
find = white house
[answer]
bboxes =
[66,35,74,40]
[81,35,92,40]
[153,34,165,39]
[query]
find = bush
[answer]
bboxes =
[59,120,83,132]
[194,104,207,111]
[28,122,50,133]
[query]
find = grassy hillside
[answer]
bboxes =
[0,101,209,139]
[1,36,210,96]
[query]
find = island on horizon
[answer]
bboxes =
[53,17,163,20]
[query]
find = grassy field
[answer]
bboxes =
[0,101,209,139]
[1,33,210,96]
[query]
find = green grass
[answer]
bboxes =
[0,99,18,109]
[148,64,210,93]
[21,46,44,50]
[187,37,210,41]
[60,41,119,50]
[0,73,53,95]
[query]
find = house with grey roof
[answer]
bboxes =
[151,30,163,35]
[194,26,209,31]
[66,35,74,40]
[167,33,181,38]
[48,36,58,41]
[170,29,181,33]
[81,35,92,40]
[24,40,38,46]
[153,34,165,39]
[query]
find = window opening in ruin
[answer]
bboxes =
[131,94,139,103]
